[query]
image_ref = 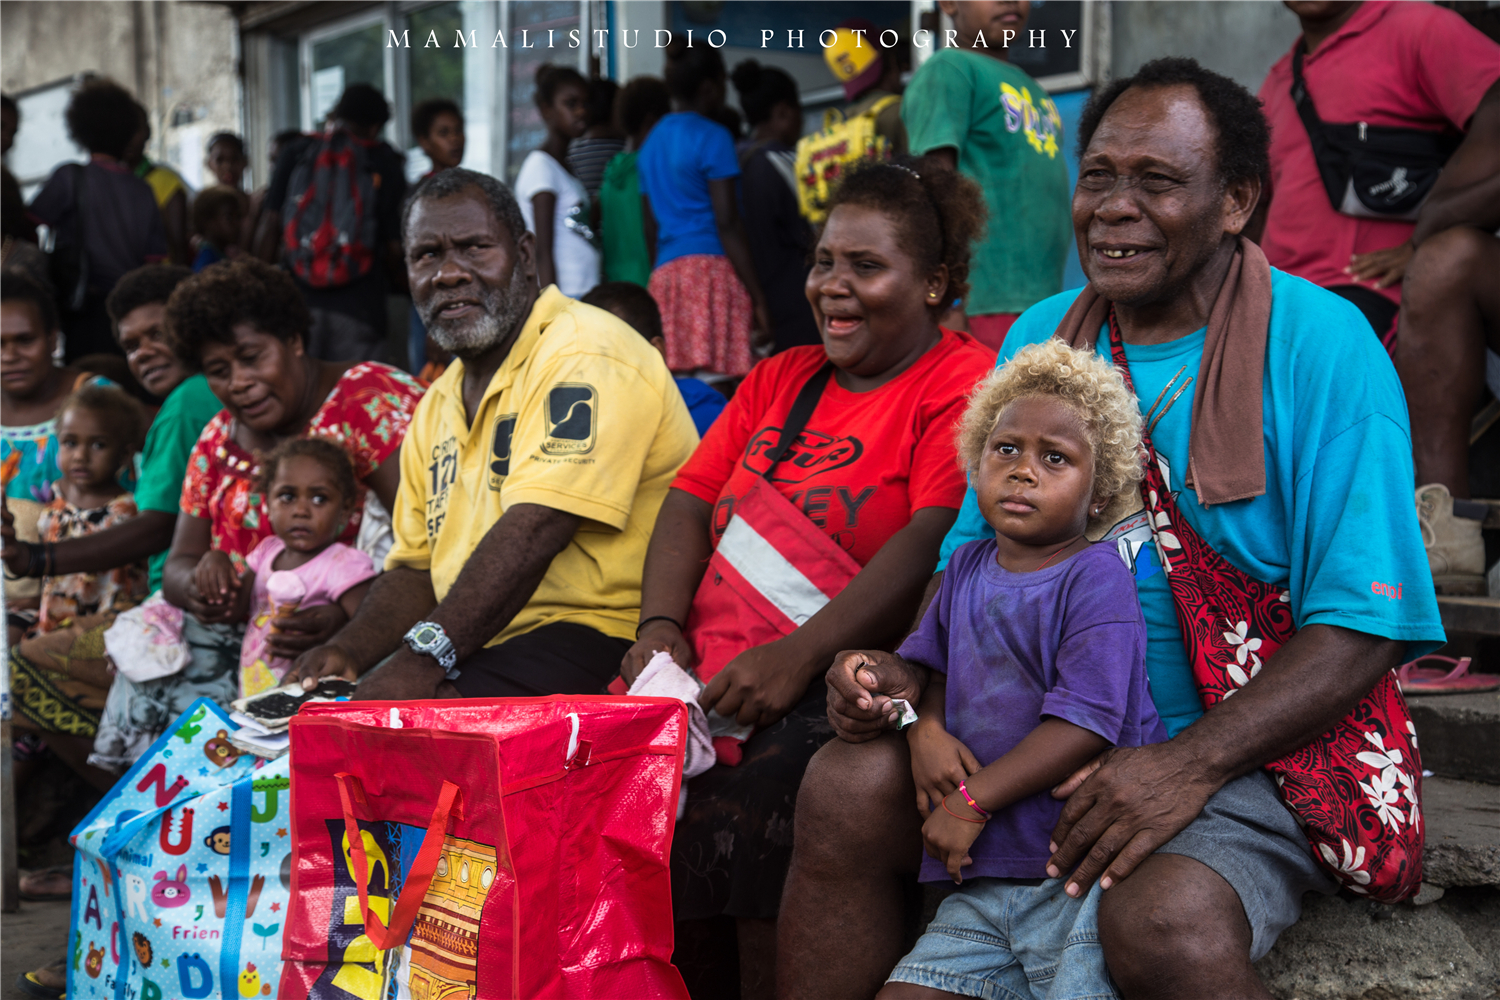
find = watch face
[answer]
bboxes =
[412,624,440,646]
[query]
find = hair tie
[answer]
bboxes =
[891,163,921,181]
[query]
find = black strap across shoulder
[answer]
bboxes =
[762,362,834,472]
[1290,45,1460,219]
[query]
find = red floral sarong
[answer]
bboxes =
[1107,311,1423,902]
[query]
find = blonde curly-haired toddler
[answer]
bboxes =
[876,340,1168,1000]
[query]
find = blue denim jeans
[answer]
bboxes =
[888,877,1116,1000]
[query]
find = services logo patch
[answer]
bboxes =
[488,413,517,489]
[541,383,597,455]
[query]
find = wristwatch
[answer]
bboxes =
[403,621,459,680]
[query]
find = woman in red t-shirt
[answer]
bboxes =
[620,159,996,986]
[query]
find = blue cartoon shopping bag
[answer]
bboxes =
[66,698,293,1000]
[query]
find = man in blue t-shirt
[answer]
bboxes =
[778,59,1444,1000]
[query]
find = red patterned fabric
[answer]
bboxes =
[649,253,754,376]
[1107,312,1423,902]
[180,362,424,570]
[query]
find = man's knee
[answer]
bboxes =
[1098,854,1253,995]
[794,734,915,865]
[1407,226,1500,303]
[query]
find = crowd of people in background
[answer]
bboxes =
[1,1,1498,998]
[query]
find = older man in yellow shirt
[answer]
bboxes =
[290,168,698,699]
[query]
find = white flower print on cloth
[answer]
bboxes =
[1221,620,1263,691]
[1356,730,1413,831]
[1318,838,1372,893]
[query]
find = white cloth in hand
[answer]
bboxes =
[627,650,718,786]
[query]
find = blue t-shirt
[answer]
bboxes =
[192,243,225,272]
[900,539,1165,883]
[637,112,740,267]
[938,270,1446,738]
[674,375,727,438]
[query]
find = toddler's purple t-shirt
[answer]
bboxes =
[899,537,1167,883]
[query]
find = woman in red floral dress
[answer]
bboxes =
[160,259,423,683]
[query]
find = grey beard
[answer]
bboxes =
[421,265,533,359]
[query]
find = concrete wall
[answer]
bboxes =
[0,0,240,191]
[1110,0,1302,92]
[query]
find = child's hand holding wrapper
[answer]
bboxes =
[825,648,924,743]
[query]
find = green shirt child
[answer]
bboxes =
[903,48,1071,317]
[133,372,223,592]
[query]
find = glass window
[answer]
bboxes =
[506,1,580,184]
[309,21,388,125]
[410,2,466,111]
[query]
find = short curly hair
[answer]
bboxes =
[821,156,986,308]
[1076,57,1269,189]
[1,268,58,333]
[163,258,311,364]
[256,435,358,507]
[65,79,139,158]
[190,185,244,237]
[616,77,670,136]
[957,339,1145,530]
[411,98,462,140]
[106,263,192,325]
[331,83,390,129]
[403,167,526,249]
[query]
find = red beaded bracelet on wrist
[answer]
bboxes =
[957,779,992,821]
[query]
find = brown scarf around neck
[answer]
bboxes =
[1053,236,1273,507]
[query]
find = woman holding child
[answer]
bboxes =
[620,158,995,997]
[158,259,422,696]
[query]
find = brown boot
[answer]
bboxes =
[1416,483,1485,594]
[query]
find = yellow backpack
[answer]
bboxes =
[794,95,901,224]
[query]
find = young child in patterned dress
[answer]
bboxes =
[5,384,149,762]
[33,384,149,633]
[233,438,376,697]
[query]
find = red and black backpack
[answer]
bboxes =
[281,130,381,288]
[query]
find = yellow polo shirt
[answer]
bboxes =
[386,286,699,646]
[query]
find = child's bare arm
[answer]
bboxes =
[960,717,1111,818]
[923,718,1111,883]
[907,675,981,818]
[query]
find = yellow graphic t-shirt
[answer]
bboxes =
[386,286,699,645]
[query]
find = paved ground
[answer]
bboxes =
[1,897,71,999]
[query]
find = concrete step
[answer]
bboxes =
[1256,887,1500,1000]
[1408,689,1500,785]
[1255,778,1499,999]
[1436,595,1500,637]
[1421,776,1500,890]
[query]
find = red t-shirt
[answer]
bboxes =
[1258,1,1500,307]
[673,330,995,567]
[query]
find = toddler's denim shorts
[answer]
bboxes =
[887,877,1116,1000]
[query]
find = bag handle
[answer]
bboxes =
[762,362,834,473]
[335,772,462,951]
[1289,45,1351,212]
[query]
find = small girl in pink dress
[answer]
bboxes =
[235,438,376,697]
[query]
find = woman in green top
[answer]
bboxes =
[599,76,671,286]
